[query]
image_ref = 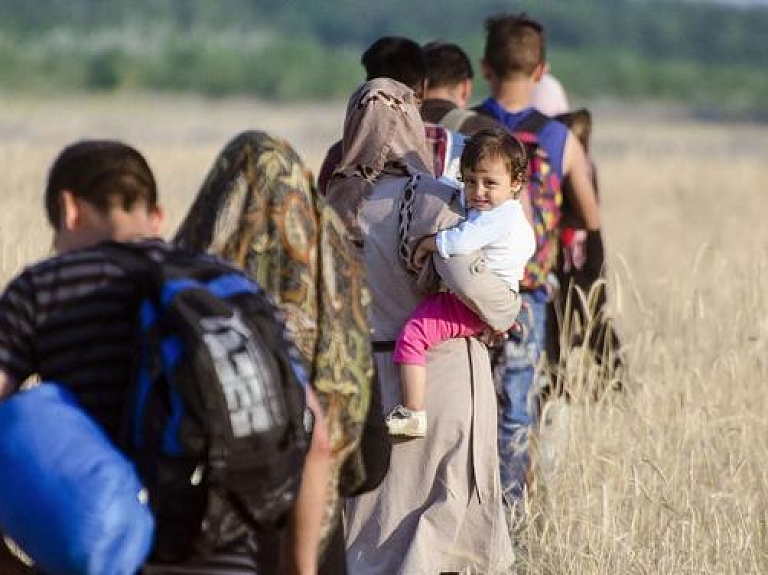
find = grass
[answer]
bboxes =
[0,95,766,573]
[513,116,768,573]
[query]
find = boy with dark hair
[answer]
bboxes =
[0,140,164,415]
[361,36,426,96]
[44,140,159,223]
[0,140,329,575]
[423,41,473,93]
[475,14,603,508]
[43,140,162,253]
[420,41,504,137]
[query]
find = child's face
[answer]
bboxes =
[462,157,518,211]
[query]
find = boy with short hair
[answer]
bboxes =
[0,140,164,412]
[420,41,502,136]
[361,36,427,99]
[0,140,329,575]
[476,13,603,505]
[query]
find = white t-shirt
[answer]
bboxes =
[435,198,535,292]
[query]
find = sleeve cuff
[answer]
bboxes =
[435,231,450,259]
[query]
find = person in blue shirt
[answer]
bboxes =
[475,13,603,511]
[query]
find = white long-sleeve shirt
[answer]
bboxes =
[435,199,535,292]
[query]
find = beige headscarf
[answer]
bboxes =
[326,78,432,242]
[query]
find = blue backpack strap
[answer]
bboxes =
[99,242,169,451]
[513,109,550,135]
[473,103,551,136]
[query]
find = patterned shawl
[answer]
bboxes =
[326,78,432,242]
[173,131,373,550]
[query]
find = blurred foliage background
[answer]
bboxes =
[1,0,767,118]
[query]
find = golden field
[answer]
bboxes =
[0,95,767,574]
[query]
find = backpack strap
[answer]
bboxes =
[438,108,476,132]
[101,241,157,278]
[473,104,551,137]
[100,241,164,304]
[513,109,550,136]
[473,103,493,119]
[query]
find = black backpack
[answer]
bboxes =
[105,242,312,563]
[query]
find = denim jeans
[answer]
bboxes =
[498,292,548,504]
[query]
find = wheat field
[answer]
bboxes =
[0,95,766,574]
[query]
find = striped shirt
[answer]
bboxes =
[0,238,269,573]
[0,238,170,441]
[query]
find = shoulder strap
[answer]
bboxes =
[472,103,494,120]
[470,104,496,125]
[438,108,476,132]
[473,104,550,136]
[513,110,550,136]
[101,241,152,272]
[100,241,161,301]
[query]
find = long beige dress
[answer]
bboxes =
[344,175,517,575]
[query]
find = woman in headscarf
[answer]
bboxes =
[174,131,383,574]
[326,77,517,574]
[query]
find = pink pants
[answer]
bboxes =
[393,292,487,366]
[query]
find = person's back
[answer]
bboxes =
[0,140,329,575]
[551,108,624,391]
[0,141,164,410]
[0,239,169,439]
[475,16,571,186]
[0,241,297,573]
[332,79,517,574]
[476,13,603,509]
[0,142,171,572]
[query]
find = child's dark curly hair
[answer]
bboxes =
[460,128,528,195]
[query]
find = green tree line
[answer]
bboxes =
[0,0,766,116]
